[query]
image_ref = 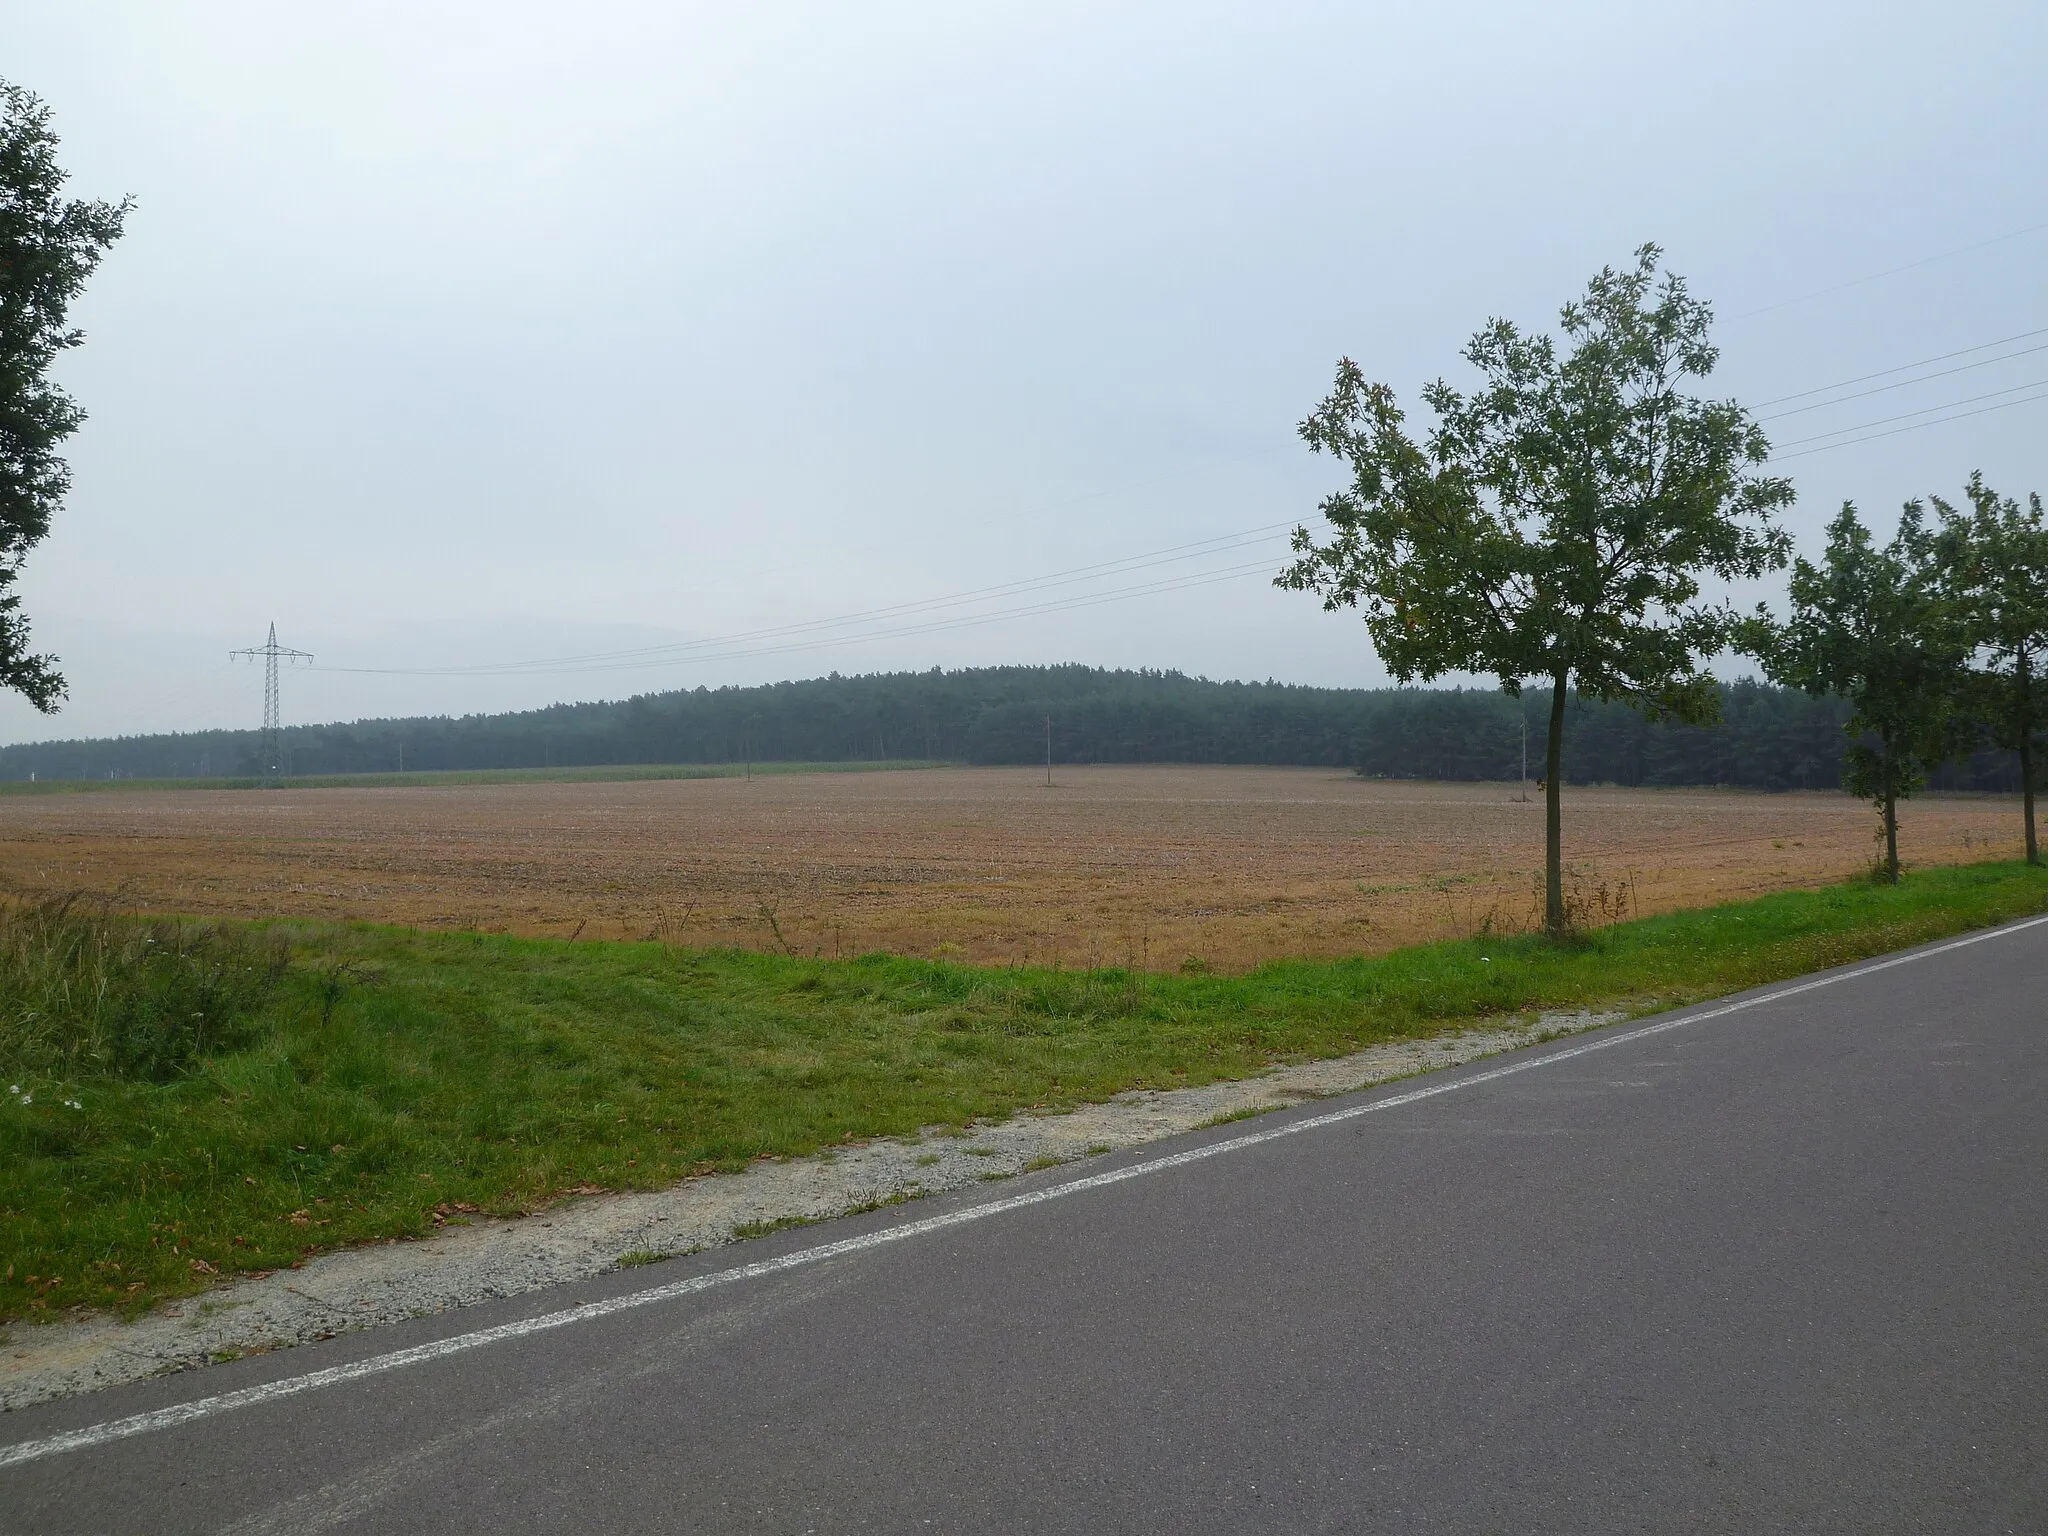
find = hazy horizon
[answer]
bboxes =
[7,1,2046,744]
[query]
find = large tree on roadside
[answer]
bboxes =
[0,80,128,711]
[1928,473,2048,865]
[1742,502,1967,884]
[1279,246,1793,935]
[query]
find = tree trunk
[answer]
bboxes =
[1882,758,1901,885]
[2023,736,2039,867]
[1544,673,1568,935]
[2020,651,2039,866]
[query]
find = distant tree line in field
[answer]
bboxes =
[0,664,2025,792]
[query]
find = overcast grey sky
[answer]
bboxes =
[6,0,2046,741]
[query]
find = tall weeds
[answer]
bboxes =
[0,896,287,1081]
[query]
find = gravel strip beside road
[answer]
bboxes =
[0,1010,1617,1411]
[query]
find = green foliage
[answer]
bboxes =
[1281,247,1792,710]
[1928,473,2048,863]
[0,667,1387,780]
[0,897,287,1081]
[1742,502,1969,882]
[0,81,129,712]
[0,666,1936,788]
[1280,245,1792,929]
[8,669,2035,793]
[1353,679,1872,790]
[3,862,2043,1323]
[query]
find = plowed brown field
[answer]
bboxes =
[0,767,2023,970]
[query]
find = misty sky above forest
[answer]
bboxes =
[6,0,2047,742]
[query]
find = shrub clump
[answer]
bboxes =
[0,896,288,1080]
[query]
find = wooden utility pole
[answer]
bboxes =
[1045,714,1053,787]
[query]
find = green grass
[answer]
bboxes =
[729,1213,821,1242]
[1195,1105,1272,1130]
[0,895,288,1082]
[3,859,2045,1325]
[0,759,943,796]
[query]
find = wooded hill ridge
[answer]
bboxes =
[0,665,2023,792]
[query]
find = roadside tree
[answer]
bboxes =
[1927,473,2048,864]
[1742,502,1966,884]
[1279,245,1793,935]
[0,80,128,711]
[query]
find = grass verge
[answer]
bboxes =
[0,759,943,796]
[3,859,2044,1325]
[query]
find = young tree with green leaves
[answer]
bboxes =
[1279,245,1793,935]
[1742,502,1966,884]
[0,79,128,712]
[1928,472,2048,865]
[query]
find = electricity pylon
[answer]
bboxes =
[230,623,313,782]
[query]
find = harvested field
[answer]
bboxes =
[0,766,2024,970]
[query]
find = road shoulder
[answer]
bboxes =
[1,1007,1619,1411]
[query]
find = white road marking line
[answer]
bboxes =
[5,911,2044,1471]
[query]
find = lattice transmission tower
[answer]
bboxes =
[230,623,313,782]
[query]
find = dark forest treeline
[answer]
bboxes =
[0,665,2022,791]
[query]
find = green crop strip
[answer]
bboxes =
[0,759,942,796]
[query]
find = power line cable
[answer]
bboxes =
[1753,325,2048,407]
[534,560,1283,675]
[317,557,1282,678]
[304,307,2048,685]
[1769,375,2048,450]
[315,347,2048,680]
[1769,386,2048,462]
[1757,340,2048,421]
[337,557,1277,677]
[658,465,1209,600]
[1726,220,2048,321]
[315,521,1298,678]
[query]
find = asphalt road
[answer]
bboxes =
[5,919,2047,1534]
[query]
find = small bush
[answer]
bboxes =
[0,895,289,1081]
